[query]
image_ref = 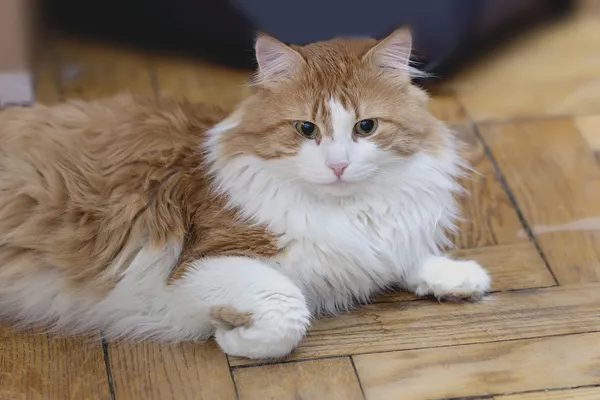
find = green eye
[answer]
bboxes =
[354,119,378,136]
[294,121,319,139]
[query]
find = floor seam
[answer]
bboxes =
[471,122,559,285]
[230,329,600,369]
[102,336,117,400]
[350,356,367,400]
[226,355,241,399]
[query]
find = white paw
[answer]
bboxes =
[212,293,311,360]
[414,257,491,301]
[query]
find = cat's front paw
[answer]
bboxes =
[413,257,491,301]
[210,293,310,360]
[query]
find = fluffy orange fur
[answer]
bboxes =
[0,29,449,314]
[223,35,444,160]
[0,95,279,294]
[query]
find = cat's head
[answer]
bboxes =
[210,29,449,198]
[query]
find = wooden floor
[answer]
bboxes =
[2,4,600,400]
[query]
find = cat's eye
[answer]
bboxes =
[294,121,319,139]
[354,119,378,137]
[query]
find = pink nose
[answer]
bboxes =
[327,162,349,178]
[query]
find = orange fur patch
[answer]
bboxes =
[210,306,253,329]
[219,36,444,161]
[0,95,279,293]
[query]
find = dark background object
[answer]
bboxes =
[42,0,573,82]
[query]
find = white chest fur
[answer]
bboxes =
[275,194,452,313]
[210,149,462,314]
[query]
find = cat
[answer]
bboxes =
[0,28,490,360]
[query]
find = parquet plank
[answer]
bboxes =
[495,386,600,400]
[55,38,154,100]
[450,123,526,248]
[353,332,600,400]
[425,93,527,249]
[230,284,600,366]
[152,56,250,108]
[233,358,363,400]
[481,118,600,284]
[0,326,110,399]
[377,242,554,302]
[108,340,236,400]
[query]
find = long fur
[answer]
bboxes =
[0,31,490,360]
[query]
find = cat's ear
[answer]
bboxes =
[253,33,305,85]
[364,28,416,76]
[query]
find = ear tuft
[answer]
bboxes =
[364,28,427,78]
[253,33,305,85]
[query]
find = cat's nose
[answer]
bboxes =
[327,162,349,178]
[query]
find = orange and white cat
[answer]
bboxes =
[0,29,490,359]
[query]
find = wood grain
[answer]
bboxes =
[230,284,600,366]
[481,118,600,284]
[450,123,526,248]
[152,56,250,108]
[233,358,363,400]
[0,326,110,399]
[495,386,600,400]
[353,332,600,400]
[56,38,154,100]
[107,339,236,400]
[377,242,554,302]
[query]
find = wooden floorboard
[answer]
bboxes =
[495,386,600,400]
[107,340,237,400]
[353,332,600,400]
[0,327,110,399]
[449,122,528,249]
[233,358,364,400]
[480,118,600,284]
[230,284,600,366]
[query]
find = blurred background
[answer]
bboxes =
[40,0,574,75]
[0,0,583,106]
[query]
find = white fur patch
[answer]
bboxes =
[207,105,467,313]
[179,256,309,359]
[409,256,491,299]
[0,242,193,340]
[328,98,355,144]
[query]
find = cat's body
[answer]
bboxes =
[0,30,490,359]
